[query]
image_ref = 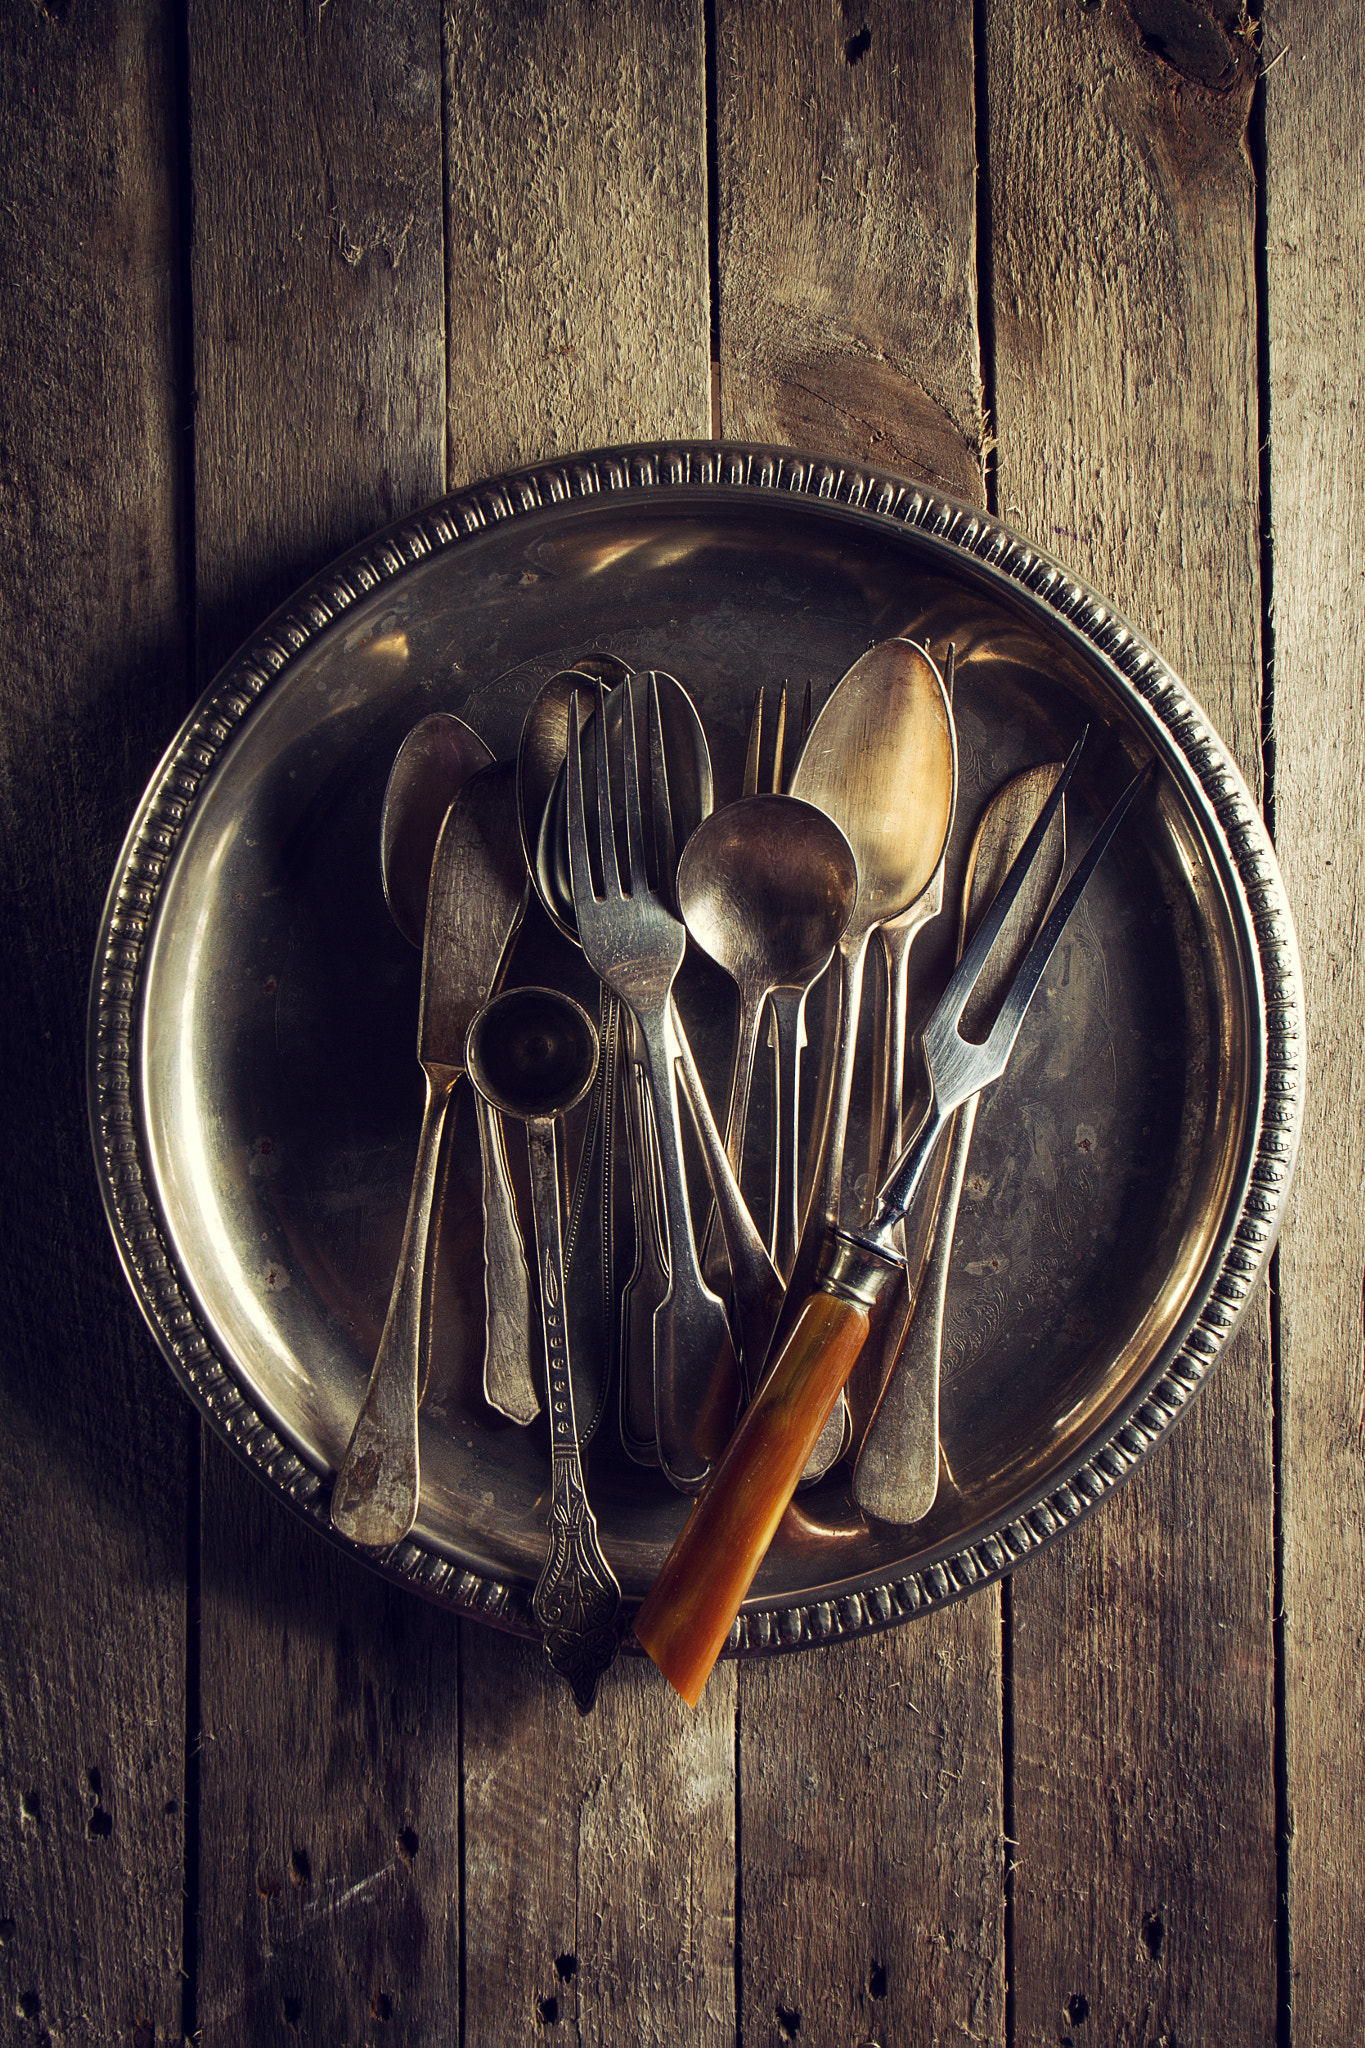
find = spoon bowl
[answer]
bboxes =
[677,794,858,1272]
[381,712,493,947]
[466,986,622,1713]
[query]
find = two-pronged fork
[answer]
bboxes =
[567,676,742,1493]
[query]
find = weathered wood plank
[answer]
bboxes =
[189,0,447,681]
[716,7,1006,2043]
[984,2,1276,2038]
[1264,5,1365,2036]
[187,5,460,2039]
[443,0,711,488]
[716,0,984,500]
[441,9,734,2043]
[0,4,191,2042]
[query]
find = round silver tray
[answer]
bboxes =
[88,443,1303,1657]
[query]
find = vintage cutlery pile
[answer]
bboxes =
[330,638,1152,1708]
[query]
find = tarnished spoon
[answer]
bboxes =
[676,794,858,1299]
[777,641,956,1470]
[382,712,493,946]
[379,715,537,1430]
[466,986,621,1712]
[854,761,1066,1524]
[866,644,959,1192]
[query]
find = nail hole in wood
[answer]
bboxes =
[869,1962,887,1998]
[1142,1911,1165,1961]
[132,2017,155,2048]
[87,1805,112,1839]
[19,1792,40,1825]
[282,1994,302,2027]
[371,1992,393,2022]
[844,26,871,63]
[1067,1993,1090,2023]
[555,1954,578,1982]
[290,1848,311,1891]
[537,1994,560,2024]
[397,1825,419,1861]
[777,2005,802,2040]
[15,1990,40,2021]
[0,1921,14,1947]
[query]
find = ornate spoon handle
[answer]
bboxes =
[525,1119,621,1712]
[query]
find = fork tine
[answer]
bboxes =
[621,673,650,894]
[566,687,599,911]
[741,689,764,800]
[647,673,676,895]
[768,685,788,793]
[592,680,623,900]
[928,730,1085,1048]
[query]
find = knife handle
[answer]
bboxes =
[332,1067,457,1546]
[632,1288,871,1706]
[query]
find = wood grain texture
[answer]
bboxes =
[716,8,1007,2044]
[463,1636,735,2045]
[443,9,733,2041]
[189,0,447,679]
[195,1497,462,2043]
[0,5,191,2043]
[740,1622,1005,2046]
[443,0,711,488]
[716,0,985,499]
[187,5,460,2039]
[985,2,1276,2038]
[1264,4,1365,2036]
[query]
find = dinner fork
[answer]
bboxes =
[567,677,742,1492]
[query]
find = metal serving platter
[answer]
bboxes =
[89,443,1303,1657]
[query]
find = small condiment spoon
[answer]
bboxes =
[465,986,622,1712]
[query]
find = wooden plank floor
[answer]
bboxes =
[0,1,1353,2041]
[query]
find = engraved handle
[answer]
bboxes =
[525,1119,621,1712]
[477,1097,538,1424]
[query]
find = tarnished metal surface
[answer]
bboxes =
[88,442,1303,1653]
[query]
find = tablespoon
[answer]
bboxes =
[465,986,622,1712]
[379,715,537,1429]
[854,761,1066,1523]
[866,644,959,1193]
[777,641,956,1466]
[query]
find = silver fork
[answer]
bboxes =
[567,676,742,1493]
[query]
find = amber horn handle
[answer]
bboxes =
[632,1289,872,1706]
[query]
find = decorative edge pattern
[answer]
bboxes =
[88,441,1305,1652]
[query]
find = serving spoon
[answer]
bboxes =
[777,641,956,1466]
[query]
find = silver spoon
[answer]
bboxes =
[778,641,956,1472]
[676,794,858,1291]
[379,714,537,1428]
[466,986,622,1712]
